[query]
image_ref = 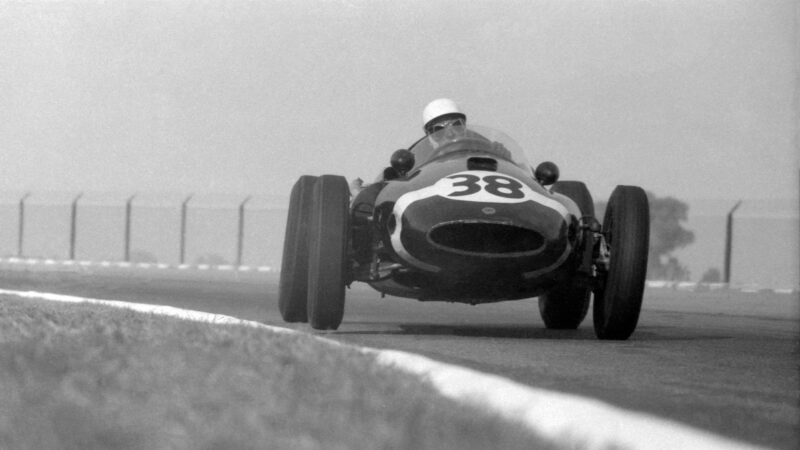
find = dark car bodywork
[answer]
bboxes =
[349,125,588,303]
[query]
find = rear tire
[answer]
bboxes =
[307,175,350,330]
[593,185,649,340]
[538,282,591,329]
[538,181,594,329]
[278,175,317,322]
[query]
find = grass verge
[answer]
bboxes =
[0,296,560,450]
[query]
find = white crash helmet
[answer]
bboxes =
[422,98,466,134]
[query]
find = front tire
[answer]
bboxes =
[538,181,594,329]
[593,185,649,340]
[278,175,317,322]
[307,175,351,330]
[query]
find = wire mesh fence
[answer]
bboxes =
[0,192,288,268]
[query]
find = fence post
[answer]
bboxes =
[69,192,83,260]
[124,194,136,262]
[724,200,742,284]
[236,195,252,266]
[17,192,31,257]
[180,194,193,265]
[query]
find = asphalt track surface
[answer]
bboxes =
[1,266,797,449]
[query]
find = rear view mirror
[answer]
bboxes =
[390,149,415,176]
[534,161,559,186]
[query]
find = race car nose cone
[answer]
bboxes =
[388,170,574,275]
[392,196,571,275]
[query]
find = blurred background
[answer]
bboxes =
[0,1,796,289]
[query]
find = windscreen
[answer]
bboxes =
[408,124,532,170]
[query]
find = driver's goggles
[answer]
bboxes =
[428,118,465,134]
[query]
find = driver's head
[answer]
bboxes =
[422,98,466,135]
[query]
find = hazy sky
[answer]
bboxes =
[1,0,797,204]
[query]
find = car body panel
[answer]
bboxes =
[351,124,585,304]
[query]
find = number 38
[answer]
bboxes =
[447,174,525,199]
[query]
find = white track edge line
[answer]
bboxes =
[0,258,273,273]
[0,289,763,450]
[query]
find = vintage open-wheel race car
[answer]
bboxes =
[278,124,649,340]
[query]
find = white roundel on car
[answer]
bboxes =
[438,171,546,203]
[393,171,570,223]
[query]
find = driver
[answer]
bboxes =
[423,98,475,152]
[422,98,511,160]
[422,98,467,138]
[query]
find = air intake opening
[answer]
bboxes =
[429,222,543,254]
[467,157,497,171]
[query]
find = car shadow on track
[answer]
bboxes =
[332,323,733,341]
[336,322,599,340]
